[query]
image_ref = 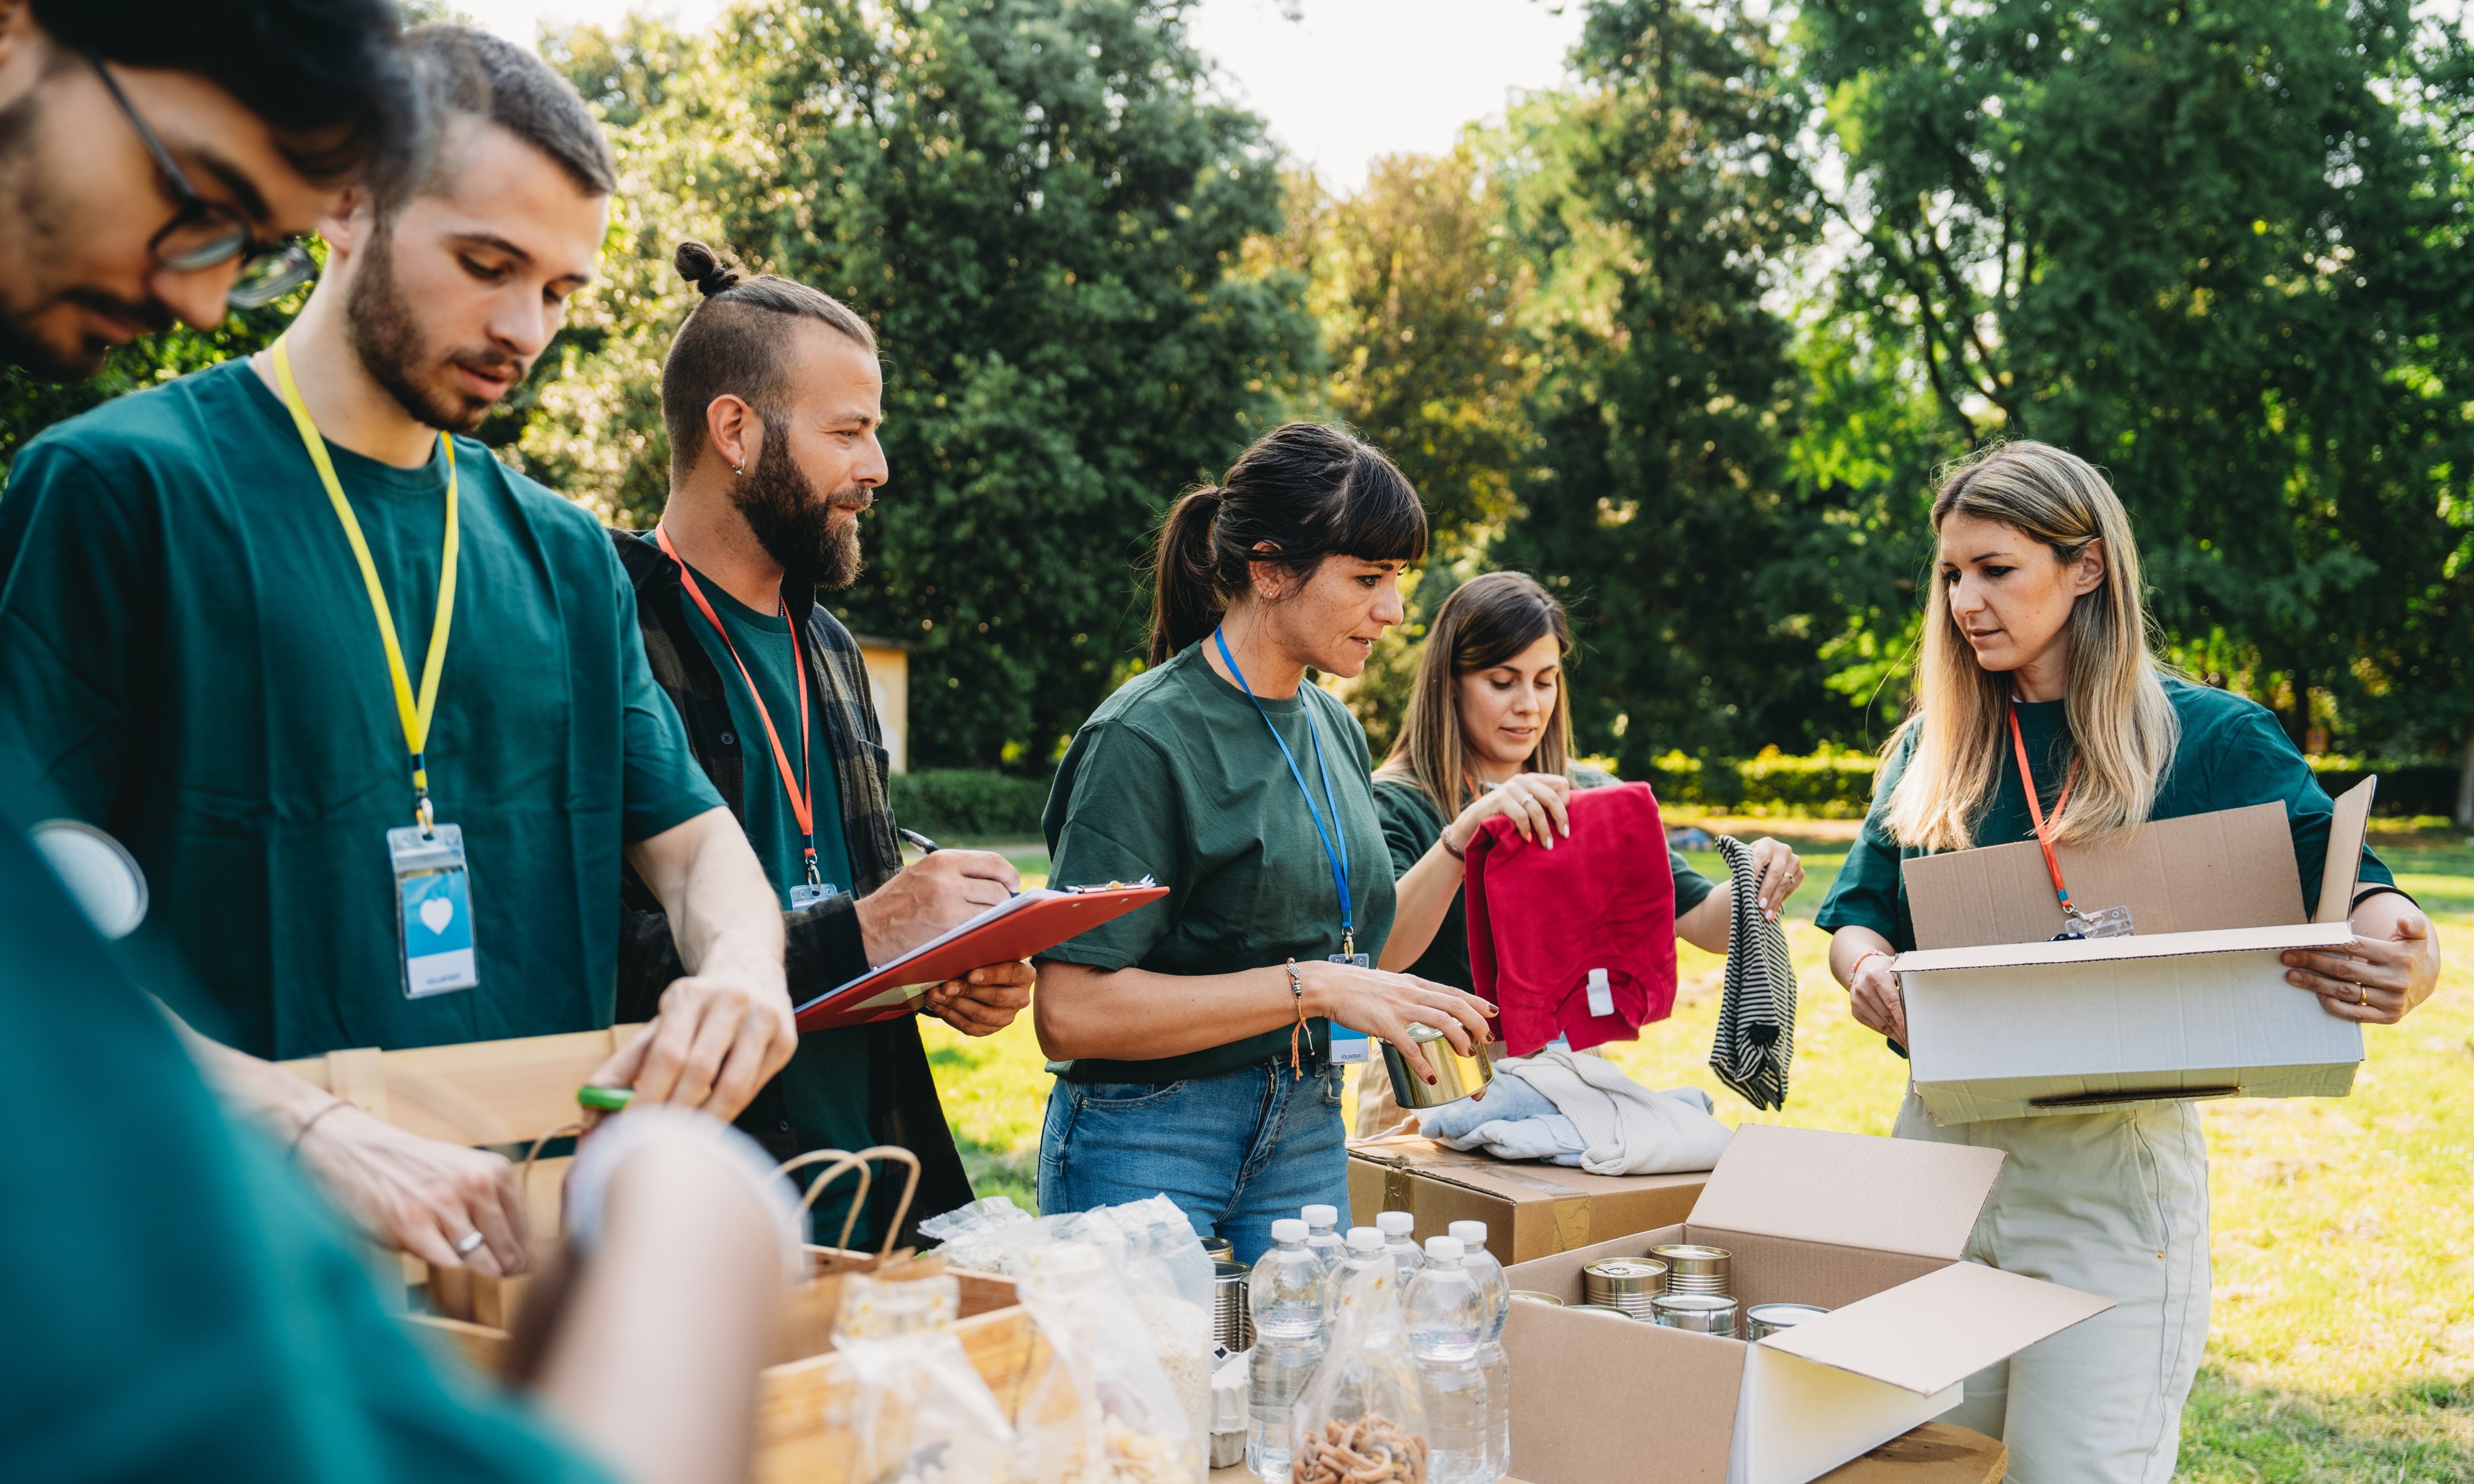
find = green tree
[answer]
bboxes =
[1803,0,2474,772]
[530,0,1317,770]
[1489,0,1886,770]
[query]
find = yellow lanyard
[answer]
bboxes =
[270,335,460,834]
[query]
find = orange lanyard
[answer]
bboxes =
[2006,703,2079,916]
[654,526,820,888]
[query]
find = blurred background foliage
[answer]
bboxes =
[3,0,2469,812]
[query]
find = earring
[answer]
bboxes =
[734,462,746,476]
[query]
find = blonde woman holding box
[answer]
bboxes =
[1818,441,2441,1483]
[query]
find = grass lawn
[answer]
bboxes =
[920,819,2474,1480]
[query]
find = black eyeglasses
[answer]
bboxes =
[85,49,317,310]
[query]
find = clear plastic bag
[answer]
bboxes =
[1289,1259,1429,1484]
[1016,1241,1204,1484]
[1048,1195,1215,1443]
[836,1269,961,1341]
[919,1195,1040,1273]
[836,1328,1023,1484]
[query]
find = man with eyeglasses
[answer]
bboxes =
[0,18,797,1278]
[0,5,797,1481]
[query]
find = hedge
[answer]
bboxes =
[888,769,1053,840]
[1636,748,2460,820]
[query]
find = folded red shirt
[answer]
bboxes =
[1464,781,1677,1058]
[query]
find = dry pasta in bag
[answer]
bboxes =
[1289,1259,1429,1484]
[1016,1241,1204,1484]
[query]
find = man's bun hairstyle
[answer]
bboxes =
[660,240,877,472]
[34,0,413,186]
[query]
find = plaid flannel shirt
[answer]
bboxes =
[608,528,972,1236]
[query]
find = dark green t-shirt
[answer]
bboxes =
[1039,641,1397,1083]
[0,359,723,1059]
[0,808,608,1482]
[1371,773,1717,992]
[1816,678,2395,952]
[675,564,873,1243]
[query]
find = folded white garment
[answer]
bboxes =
[1437,1112,1587,1165]
[1492,1049,1733,1175]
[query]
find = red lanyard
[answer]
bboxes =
[654,526,820,888]
[2006,703,2079,916]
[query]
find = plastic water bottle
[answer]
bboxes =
[1405,1236,1491,1484]
[1377,1210,1425,1278]
[1301,1203,1344,1277]
[1247,1218,1328,1483]
[1324,1226,1392,1323]
[1451,1220,1511,1480]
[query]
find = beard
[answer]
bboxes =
[346,219,531,432]
[734,421,870,593]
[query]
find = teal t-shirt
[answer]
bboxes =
[1039,641,1397,1083]
[675,563,874,1243]
[0,359,725,1059]
[0,808,610,1482]
[1816,677,2395,952]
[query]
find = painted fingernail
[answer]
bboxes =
[1426,1074,1439,1085]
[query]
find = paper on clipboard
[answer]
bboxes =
[792,881,1169,1031]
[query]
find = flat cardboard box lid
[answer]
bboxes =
[1899,779,2374,952]
[1688,1124,2003,1263]
[1894,920,2353,975]
[1758,1260,2113,1395]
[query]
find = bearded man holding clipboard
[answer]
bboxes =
[611,241,1036,1247]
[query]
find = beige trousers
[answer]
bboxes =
[1893,1091,2210,1484]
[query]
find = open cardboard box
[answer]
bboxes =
[1348,1132,1710,1265]
[1892,779,2376,1123]
[1502,1125,2107,1484]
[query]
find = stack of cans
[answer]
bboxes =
[1581,1257,1669,1319]
[1649,1243,1732,1297]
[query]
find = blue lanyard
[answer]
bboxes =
[1214,628,1354,956]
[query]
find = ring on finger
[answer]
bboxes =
[2353,982,2368,1007]
[455,1229,486,1256]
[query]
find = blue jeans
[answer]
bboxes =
[1039,1058,1351,1265]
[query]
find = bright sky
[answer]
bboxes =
[459,0,1585,187]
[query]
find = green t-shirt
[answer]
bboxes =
[0,808,609,1482]
[674,564,873,1243]
[1816,677,2396,952]
[1039,641,1397,1083]
[0,359,724,1059]
[1371,773,1717,992]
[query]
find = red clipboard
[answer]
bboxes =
[793,884,1170,1031]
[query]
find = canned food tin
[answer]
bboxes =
[1379,1020,1497,1109]
[1649,1292,1738,1336]
[1649,1243,1732,1296]
[1211,1259,1252,1351]
[1508,1290,1564,1307]
[1199,1235,1234,1262]
[1582,1257,1669,1318]
[1744,1302,1830,1341]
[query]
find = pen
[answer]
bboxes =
[899,827,940,854]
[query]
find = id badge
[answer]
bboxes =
[1326,951,1372,1064]
[388,824,478,998]
[790,881,839,910]
[2053,904,2135,942]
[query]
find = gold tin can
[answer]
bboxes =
[1379,1021,1497,1109]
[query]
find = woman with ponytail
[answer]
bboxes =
[1818,441,2442,1482]
[1032,423,1495,1261]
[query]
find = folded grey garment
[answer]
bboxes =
[1417,1067,1559,1140]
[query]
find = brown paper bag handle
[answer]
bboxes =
[772,1145,923,1265]
[520,1120,585,1209]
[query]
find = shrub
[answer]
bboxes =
[889,770,1053,841]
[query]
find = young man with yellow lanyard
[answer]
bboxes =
[0,28,793,1265]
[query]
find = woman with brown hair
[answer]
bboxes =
[1818,440,2441,1482]
[1353,571,1804,1133]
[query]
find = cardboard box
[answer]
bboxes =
[1348,1133,1710,1265]
[1501,1125,2109,1484]
[1890,779,2374,1124]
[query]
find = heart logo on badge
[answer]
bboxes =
[419,896,454,935]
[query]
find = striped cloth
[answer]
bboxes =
[1708,835,1797,1111]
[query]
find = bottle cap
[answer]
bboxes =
[1424,1235,1465,1262]
[1448,1220,1488,1246]
[1347,1227,1384,1252]
[1270,1218,1308,1243]
[1376,1210,1415,1236]
[1301,1204,1339,1227]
